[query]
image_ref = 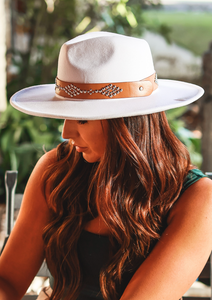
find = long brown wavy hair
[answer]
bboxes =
[42,112,192,300]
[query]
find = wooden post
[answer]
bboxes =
[200,42,212,172]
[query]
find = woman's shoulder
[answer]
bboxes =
[37,141,70,168]
[37,148,58,166]
[167,171,212,225]
[31,148,58,176]
[181,168,207,195]
[24,148,58,194]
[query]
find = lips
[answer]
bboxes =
[71,141,87,152]
[75,145,88,152]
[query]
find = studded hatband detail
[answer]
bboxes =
[55,79,123,98]
[55,73,158,100]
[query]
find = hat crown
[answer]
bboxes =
[57,32,155,84]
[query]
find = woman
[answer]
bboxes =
[0,31,212,300]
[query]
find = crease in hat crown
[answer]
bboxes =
[57,32,155,86]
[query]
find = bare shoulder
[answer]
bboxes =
[168,176,212,225]
[166,176,212,258]
[0,148,59,297]
[21,148,58,208]
[120,177,212,300]
[26,148,57,186]
[34,148,57,172]
[13,148,59,228]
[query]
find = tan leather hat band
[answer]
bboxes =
[55,73,158,100]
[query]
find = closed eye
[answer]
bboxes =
[78,120,88,125]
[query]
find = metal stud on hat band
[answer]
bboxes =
[55,73,158,100]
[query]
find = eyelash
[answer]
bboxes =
[78,120,88,125]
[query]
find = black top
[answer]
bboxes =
[50,169,207,299]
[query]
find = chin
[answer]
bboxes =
[83,154,100,163]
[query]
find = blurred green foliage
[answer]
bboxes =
[0,0,202,202]
[143,10,212,56]
[0,105,63,199]
[166,107,202,167]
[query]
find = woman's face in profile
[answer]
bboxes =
[62,119,108,163]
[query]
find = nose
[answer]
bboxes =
[62,120,79,139]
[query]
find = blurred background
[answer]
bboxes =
[0,0,212,296]
[0,0,212,203]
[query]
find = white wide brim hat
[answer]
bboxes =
[10,31,204,120]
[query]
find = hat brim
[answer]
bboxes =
[10,79,204,120]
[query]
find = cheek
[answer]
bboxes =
[91,134,107,154]
[97,138,107,154]
[88,128,107,155]
[81,120,108,160]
